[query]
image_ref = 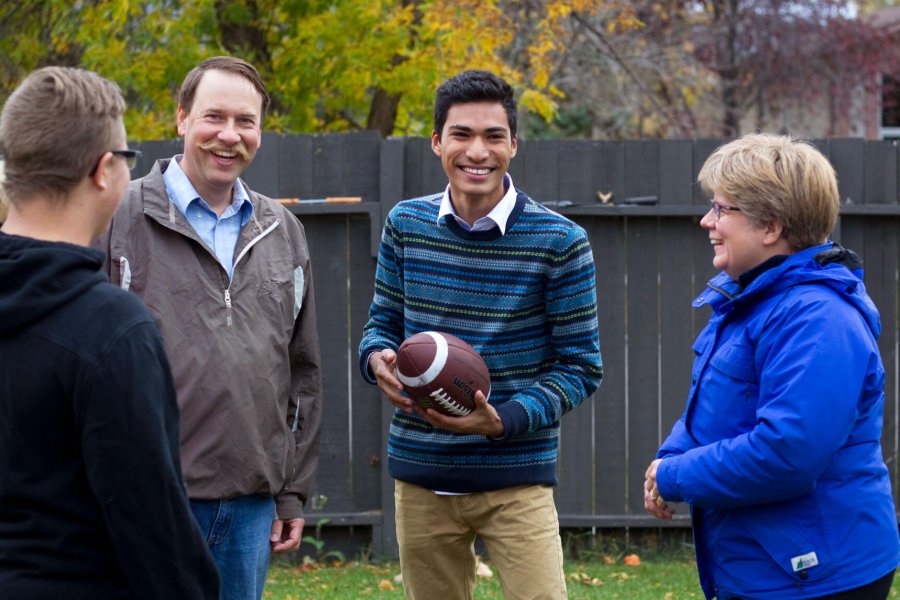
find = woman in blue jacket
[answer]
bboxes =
[644,133,900,599]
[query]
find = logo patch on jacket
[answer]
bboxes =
[257,279,287,297]
[791,552,819,572]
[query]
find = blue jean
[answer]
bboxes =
[190,496,275,600]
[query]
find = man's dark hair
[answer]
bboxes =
[178,56,270,121]
[433,70,517,138]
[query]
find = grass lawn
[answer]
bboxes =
[264,557,701,599]
[264,558,900,599]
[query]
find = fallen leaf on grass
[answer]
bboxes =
[623,554,641,566]
[378,579,395,591]
[602,555,617,565]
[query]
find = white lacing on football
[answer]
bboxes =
[430,387,472,416]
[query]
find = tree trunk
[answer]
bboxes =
[719,0,741,137]
[367,88,401,137]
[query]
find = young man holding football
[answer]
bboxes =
[359,70,603,599]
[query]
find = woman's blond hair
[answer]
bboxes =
[698,133,839,249]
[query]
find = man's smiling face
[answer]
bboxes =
[431,101,517,210]
[176,68,262,209]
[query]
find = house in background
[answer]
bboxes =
[868,6,900,140]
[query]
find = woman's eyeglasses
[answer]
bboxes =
[709,200,742,221]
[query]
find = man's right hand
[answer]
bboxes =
[369,349,414,413]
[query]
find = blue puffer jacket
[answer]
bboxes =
[656,242,900,599]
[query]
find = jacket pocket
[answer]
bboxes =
[708,340,756,382]
[737,496,836,585]
[701,339,759,434]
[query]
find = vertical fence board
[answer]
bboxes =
[402,138,427,200]
[344,131,383,202]
[588,216,628,515]
[859,217,899,494]
[831,138,866,206]
[625,218,661,515]
[657,218,706,517]
[276,134,314,199]
[380,138,405,217]
[348,214,383,512]
[624,141,659,202]
[311,135,348,198]
[865,141,899,205]
[304,214,353,512]
[658,220,699,433]
[592,141,626,207]
[877,220,899,494]
[557,141,594,205]
[659,140,695,206]
[522,141,560,201]
[557,215,603,517]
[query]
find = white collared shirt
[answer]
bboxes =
[436,173,517,234]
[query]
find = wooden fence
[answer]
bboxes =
[133,133,900,558]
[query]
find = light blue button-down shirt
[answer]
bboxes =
[163,156,253,280]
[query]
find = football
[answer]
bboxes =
[395,331,491,417]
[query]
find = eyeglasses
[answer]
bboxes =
[709,200,742,221]
[88,149,142,176]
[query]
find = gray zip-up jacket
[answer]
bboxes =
[99,159,323,519]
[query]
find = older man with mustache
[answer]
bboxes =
[98,56,323,600]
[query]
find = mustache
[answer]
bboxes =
[198,139,252,161]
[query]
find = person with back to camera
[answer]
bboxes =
[643,133,900,599]
[99,56,323,600]
[0,66,219,599]
[359,69,603,599]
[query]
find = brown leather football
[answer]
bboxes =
[395,331,491,417]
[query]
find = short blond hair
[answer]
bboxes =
[698,133,839,250]
[0,66,125,203]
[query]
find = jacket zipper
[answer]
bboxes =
[223,218,281,327]
[224,289,233,327]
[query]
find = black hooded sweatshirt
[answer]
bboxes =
[0,232,219,599]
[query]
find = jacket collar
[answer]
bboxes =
[138,159,278,240]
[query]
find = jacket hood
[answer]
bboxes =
[0,233,107,336]
[695,242,881,339]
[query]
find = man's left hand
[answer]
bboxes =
[417,390,504,437]
[271,517,304,553]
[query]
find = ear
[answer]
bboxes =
[176,105,188,137]
[90,152,113,191]
[510,133,518,158]
[762,220,785,246]
[431,130,442,157]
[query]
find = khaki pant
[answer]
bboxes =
[395,480,567,600]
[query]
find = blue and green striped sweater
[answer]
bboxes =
[359,190,603,492]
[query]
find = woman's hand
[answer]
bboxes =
[644,459,676,519]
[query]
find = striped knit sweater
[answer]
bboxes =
[359,190,603,492]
